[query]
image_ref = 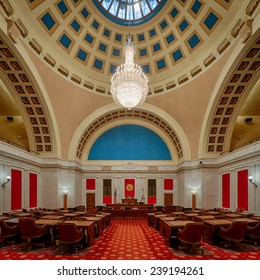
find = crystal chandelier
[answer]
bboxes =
[110,35,148,110]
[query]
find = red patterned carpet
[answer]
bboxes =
[0,220,260,260]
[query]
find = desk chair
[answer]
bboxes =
[217,221,248,250]
[18,217,49,251]
[245,222,260,245]
[176,222,204,254]
[0,220,20,245]
[57,222,85,254]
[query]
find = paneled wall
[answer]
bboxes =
[1,141,260,213]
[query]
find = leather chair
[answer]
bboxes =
[18,217,49,251]
[245,222,260,245]
[217,221,248,250]
[176,222,204,254]
[0,220,20,245]
[57,222,85,254]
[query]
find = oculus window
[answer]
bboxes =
[92,0,167,26]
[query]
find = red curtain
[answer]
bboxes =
[86,178,95,190]
[124,179,135,197]
[222,173,230,208]
[11,169,22,210]
[164,179,173,190]
[29,173,37,208]
[103,196,112,204]
[237,170,248,211]
[148,196,156,204]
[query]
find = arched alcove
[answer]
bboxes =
[88,124,171,160]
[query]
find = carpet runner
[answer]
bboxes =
[0,219,260,260]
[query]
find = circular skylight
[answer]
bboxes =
[92,0,167,26]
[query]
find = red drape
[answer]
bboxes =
[11,169,22,210]
[86,178,95,190]
[164,179,173,190]
[103,196,112,204]
[148,196,156,204]
[222,173,230,208]
[237,170,248,211]
[124,179,135,197]
[29,173,37,208]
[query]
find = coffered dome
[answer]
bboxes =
[11,0,248,96]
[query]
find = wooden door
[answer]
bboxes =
[86,193,95,211]
[164,193,173,206]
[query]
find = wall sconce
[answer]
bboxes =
[248,176,257,188]
[191,189,197,211]
[63,190,68,210]
[249,176,257,213]
[2,175,11,188]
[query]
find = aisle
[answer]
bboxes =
[88,219,162,259]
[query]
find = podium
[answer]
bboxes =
[122,198,138,204]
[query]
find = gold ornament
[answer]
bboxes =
[126,184,133,192]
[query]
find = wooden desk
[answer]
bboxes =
[224,213,243,219]
[84,216,104,236]
[13,212,32,217]
[252,216,260,221]
[75,211,88,216]
[183,213,199,218]
[4,218,19,225]
[170,212,184,216]
[41,215,65,220]
[96,214,109,228]
[204,211,222,216]
[152,214,167,230]
[237,212,254,218]
[36,219,61,243]
[122,198,138,204]
[63,220,95,245]
[0,216,9,220]
[188,210,204,213]
[58,210,70,213]
[158,216,176,236]
[63,213,81,218]
[107,208,156,219]
[99,212,111,226]
[164,220,195,247]
[203,219,232,245]
[147,213,155,226]
[229,218,258,226]
[3,211,18,217]
[36,219,61,226]
[41,211,56,215]
[193,215,215,221]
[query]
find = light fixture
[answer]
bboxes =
[2,175,11,188]
[63,190,68,210]
[249,175,257,213]
[249,176,257,188]
[110,35,148,110]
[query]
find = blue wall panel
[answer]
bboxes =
[88,124,171,160]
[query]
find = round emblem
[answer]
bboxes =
[126,184,133,192]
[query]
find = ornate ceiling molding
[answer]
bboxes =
[76,108,184,160]
[207,35,260,154]
[0,35,53,153]
[1,0,257,96]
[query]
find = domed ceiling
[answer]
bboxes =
[92,0,167,26]
[12,0,246,96]
[1,0,259,158]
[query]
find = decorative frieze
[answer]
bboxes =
[239,19,253,43]
[6,19,20,43]
[0,0,14,16]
